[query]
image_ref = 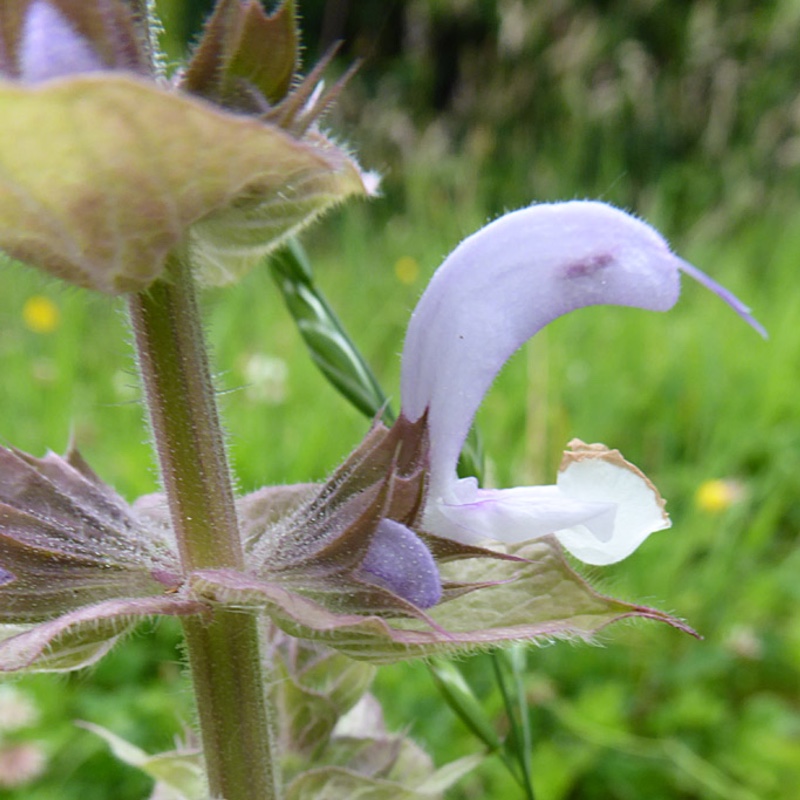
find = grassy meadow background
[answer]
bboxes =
[1,1,799,797]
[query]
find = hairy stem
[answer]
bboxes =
[128,252,280,800]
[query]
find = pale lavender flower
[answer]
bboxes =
[18,1,107,82]
[399,201,764,566]
[1,201,753,669]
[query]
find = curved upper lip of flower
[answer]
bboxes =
[397,200,764,565]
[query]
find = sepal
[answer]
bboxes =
[240,416,441,615]
[182,0,298,109]
[0,445,181,622]
[0,444,205,673]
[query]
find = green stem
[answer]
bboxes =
[128,252,281,800]
[491,655,536,800]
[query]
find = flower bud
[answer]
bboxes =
[0,0,372,293]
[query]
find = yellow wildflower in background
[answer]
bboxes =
[394,255,420,285]
[695,478,745,513]
[22,295,60,334]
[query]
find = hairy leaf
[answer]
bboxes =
[0,74,369,292]
[189,538,696,664]
[80,722,205,800]
[0,595,204,672]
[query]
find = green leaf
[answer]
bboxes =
[79,722,206,800]
[0,75,369,292]
[427,660,502,752]
[270,240,390,420]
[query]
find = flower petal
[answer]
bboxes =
[552,440,670,565]
[428,480,618,546]
[400,201,762,499]
[400,201,683,492]
[424,442,669,564]
[19,1,106,83]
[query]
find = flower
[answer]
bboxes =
[0,743,46,788]
[398,201,764,565]
[394,255,420,285]
[0,0,373,293]
[0,685,38,731]
[1,201,759,671]
[22,295,60,333]
[695,478,746,513]
[14,1,112,82]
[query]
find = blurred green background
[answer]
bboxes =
[1,1,799,798]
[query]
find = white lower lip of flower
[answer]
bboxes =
[425,443,670,566]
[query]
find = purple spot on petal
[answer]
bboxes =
[360,519,442,608]
[563,253,615,280]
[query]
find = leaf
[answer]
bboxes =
[0,74,370,292]
[189,538,696,664]
[285,751,481,800]
[0,595,205,672]
[427,660,502,752]
[80,722,206,800]
[188,130,370,287]
[270,240,390,420]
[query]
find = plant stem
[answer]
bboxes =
[128,251,281,800]
[491,654,536,800]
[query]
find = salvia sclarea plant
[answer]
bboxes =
[0,1,765,799]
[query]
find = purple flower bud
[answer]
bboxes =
[359,519,442,609]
